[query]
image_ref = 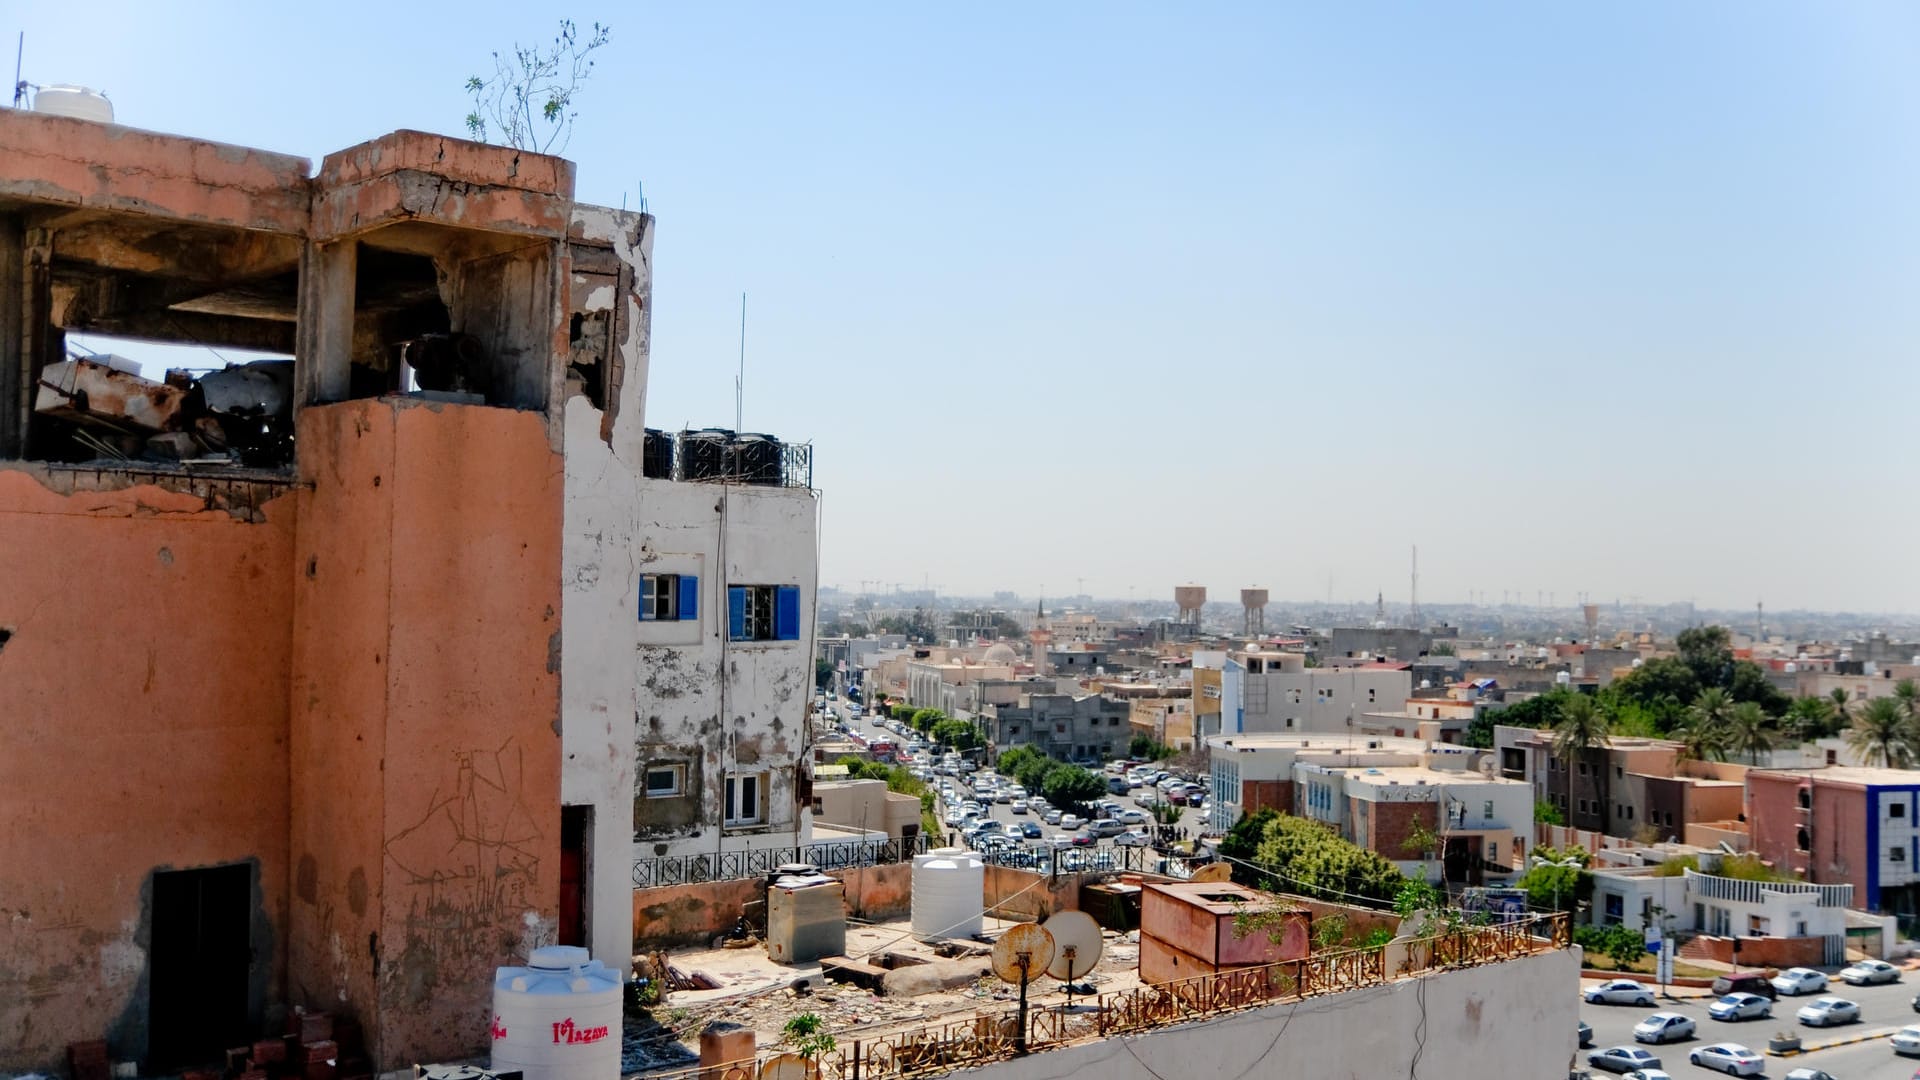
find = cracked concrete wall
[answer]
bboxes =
[559,207,652,977]
[0,467,296,1072]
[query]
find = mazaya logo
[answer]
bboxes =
[552,1018,611,1045]
[491,1016,508,1040]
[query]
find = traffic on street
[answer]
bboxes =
[1579,968,1920,1079]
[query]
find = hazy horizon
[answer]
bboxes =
[15,2,1918,612]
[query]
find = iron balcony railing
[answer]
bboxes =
[632,833,930,888]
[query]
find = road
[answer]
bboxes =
[1580,973,1920,1078]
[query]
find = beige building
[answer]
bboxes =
[811,778,924,841]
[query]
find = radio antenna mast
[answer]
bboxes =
[13,33,26,108]
[734,292,746,432]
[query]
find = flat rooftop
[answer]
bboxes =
[1211,733,1430,754]
[1339,765,1528,789]
[1755,766,1920,787]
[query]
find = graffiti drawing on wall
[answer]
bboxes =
[383,738,550,1003]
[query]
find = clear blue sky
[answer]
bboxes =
[16,3,1919,614]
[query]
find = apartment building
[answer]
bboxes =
[1748,767,1920,918]
[1295,756,1530,884]
[983,692,1131,762]
[1205,733,1428,831]
[1218,650,1412,736]
[1494,726,1682,837]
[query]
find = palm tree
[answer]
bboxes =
[1895,678,1918,724]
[1847,697,1912,769]
[1830,687,1853,722]
[1723,701,1776,764]
[1670,709,1728,762]
[1551,693,1610,764]
[1784,696,1839,741]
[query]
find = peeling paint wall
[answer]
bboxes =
[289,399,563,1069]
[624,477,819,860]
[0,466,295,1072]
[559,207,652,977]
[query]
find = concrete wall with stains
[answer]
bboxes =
[631,863,913,949]
[623,477,819,861]
[0,466,296,1071]
[559,207,653,978]
[289,398,563,1069]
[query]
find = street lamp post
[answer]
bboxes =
[1531,854,1583,923]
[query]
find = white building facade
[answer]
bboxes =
[559,206,819,975]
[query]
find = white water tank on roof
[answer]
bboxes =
[34,85,114,123]
[912,847,984,941]
[491,945,621,1080]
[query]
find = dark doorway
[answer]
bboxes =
[1443,837,1477,885]
[149,864,253,1070]
[559,805,591,949]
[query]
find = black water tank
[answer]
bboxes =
[678,428,733,481]
[643,428,674,479]
[731,432,784,485]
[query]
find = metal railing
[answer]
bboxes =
[633,834,931,888]
[812,911,1570,1080]
[1683,868,1853,908]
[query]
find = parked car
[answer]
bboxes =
[1069,833,1097,847]
[1060,814,1084,830]
[1086,818,1126,838]
[1795,997,1860,1027]
[1043,809,1063,825]
[1780,1068,1836,1080]
[1587,1046,1659,1074]
[1117,809,1148,826]
[1622,1071,1672,1080]
[1585,979,1656,1006]
[1687,1043,1764,1076]
[1892,1025,1920,1055]
[1632,1013,1694,1044]
[1115,829,1151,847]
[1009,801,1027,815]
[1710,971,1779,1000]
[1841,959,1901,985]
[1048,833,1076,849]
[1772,968,1829,996]
[1707,993,1772,1022]
[1020,822,1043,839]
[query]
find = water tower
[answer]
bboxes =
[1241,587,1269,636]
[1174,584,1207,627]
[1582,603,1599,643]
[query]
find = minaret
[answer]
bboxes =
[1028,596,1054,676]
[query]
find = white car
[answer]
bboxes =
[1794,996,1859,1027]
[1588,1046,1659,1074]
[1585,979,1656,1006]
[1115,829,1151,847]
[1687,1043,1764,1076]
[1117,809,1148,826]
[1707,993,1771,1022]
[1840,959,1900,985]
[1047,833,1076,849]
[1632,1013,1694,1044]
[1893,1025,1920,1055]
[1059,814,1083,830]
[1042,809,1063,825]
[1622,1071,1673,1080]
[1772,967,1828,996]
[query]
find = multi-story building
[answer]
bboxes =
[1206,733,1426,831]
[984,692,1131,762]
[810,778,923,842]
[1217,650,1412,735]
[0,109,816,1073]
[1748,767,1920,919]
[1294,756,1531,885]
[1494,726,1681,837]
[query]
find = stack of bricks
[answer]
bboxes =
[204,1009,371,1080]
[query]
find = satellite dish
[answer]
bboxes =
[1042,911,1103,981]
[760,1054,815,1080]
[991,923,1057,986]
[1189,862,1234,883]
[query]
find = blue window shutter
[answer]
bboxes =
[727,586,747,641]
[678,575,699,621]
[775,585,801,641]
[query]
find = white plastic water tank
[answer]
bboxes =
[491,945,621,1080]
[33,85,114,123]
[911,847,984,941]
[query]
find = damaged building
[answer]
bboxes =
[0,99,817,1075]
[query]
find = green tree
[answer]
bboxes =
[1895,679,1919,724]
[1460,711,1498,750]
[1041,764,1108,812]
[1784,696,1840,741]
[1551,693,1610,766]
[1610,657,1701,724]
[1676,625,1735,689]
[1723,701,1776,764]
[464,19,611,154]
[1515,859,1591,916]
[1534,799,1566,826]
[1726,660,1791,715]
[1484,689,1575,731]
[815,657,835,691]
[1128,734,1176,761]
[910,708,946,735]
[1219,808,1279,884]
[1250,814,1408,905]
[930,718,980,751]
[1849,697,1913,769]
[1672,688,1733,762]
